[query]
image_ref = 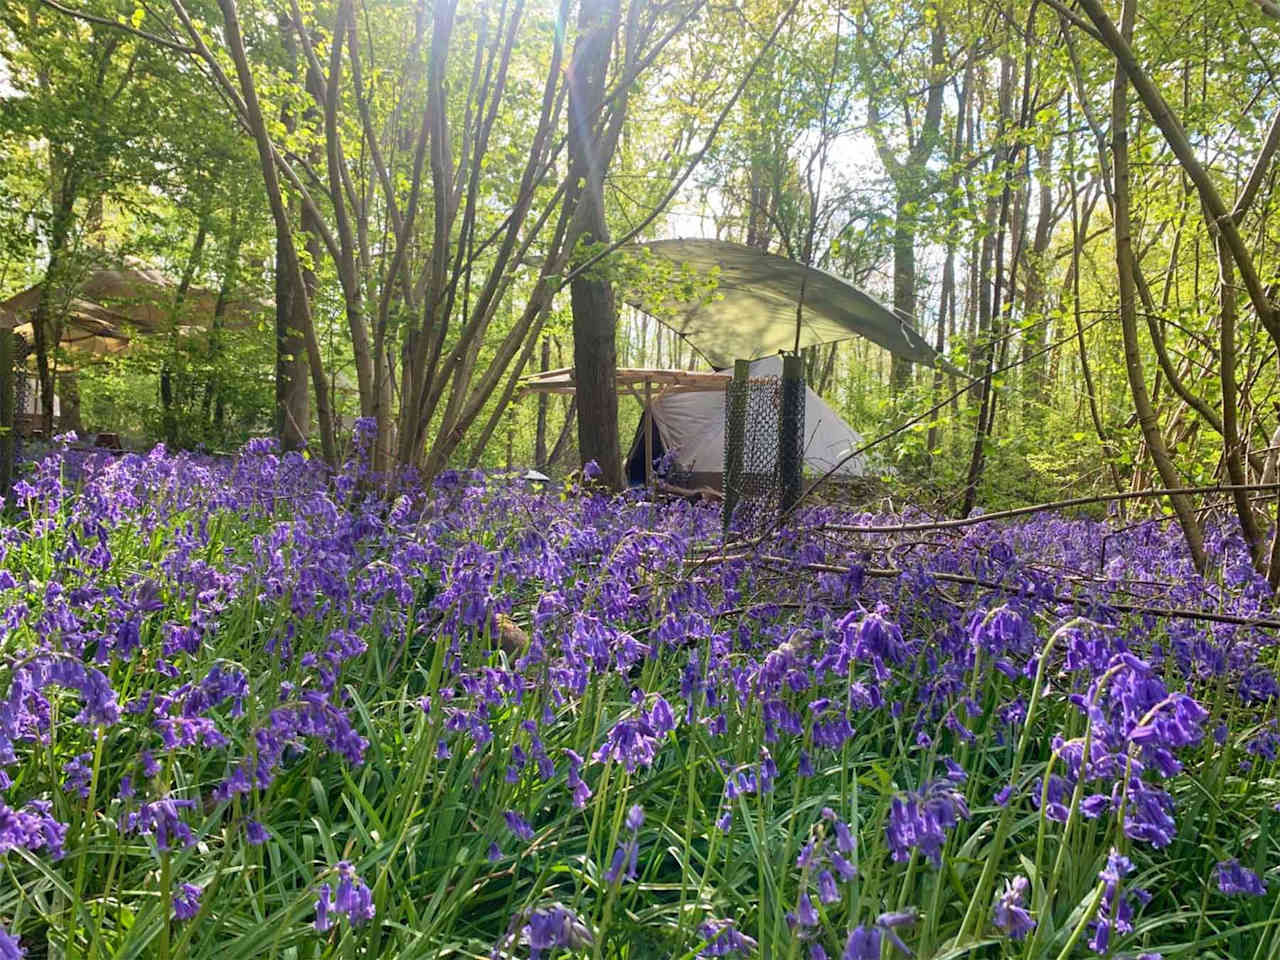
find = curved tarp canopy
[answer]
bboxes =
[620,239,938,370]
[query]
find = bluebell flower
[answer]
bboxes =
[62,753,93,798]
[172,883,202,921]
[842,926,880,960]
[0,924,22,960]
[625,804,645,831]
[698,918,757,956]
[829,850,857,881]
[523,904,593,959]
[1216,859,1267,896]
[817,870,840,904]
[884,775,969,866]
[334,861,375,925]
[594,714,662,772]
[992,876,1035,940]
[504,810,535,841]
[1089,849,1136,954]
[793,892,819,927]
[314,883,333,932]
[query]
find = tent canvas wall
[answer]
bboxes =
[624,356,868,488]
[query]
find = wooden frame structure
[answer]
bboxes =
[519,367,732,397]
[520,367,732,491]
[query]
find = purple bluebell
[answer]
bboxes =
[172,883,202,921]
[793,892,819,927]
[1216,859,1267,896]
[333,861,375,926]
[842,926,881,960]
[504,810,535,842]
[698,918,757,956]
[1089,849,1136,955]
[884,775,969,866]
[0,924,22,960]
[314,883,333,932]
[523,904,593,959]
[992,876,1035,940]
[817,870,840,904]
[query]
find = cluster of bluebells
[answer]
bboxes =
[1089,849,1149,955]
[490,903,593,960]
[884,764,970,866]
[788,807,858,939]
[314,862,376,931]
[603,804,645,885]
[1216,859,1267,897]
[991,876,1035,940]
[0,432,1277,957]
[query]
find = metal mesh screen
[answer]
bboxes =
[723,374,783,529]
[779,360,804,513]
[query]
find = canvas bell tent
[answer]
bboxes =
[619,356,869,488]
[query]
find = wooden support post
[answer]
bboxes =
[779,353,805,515]
[723,359,750,531]
[0,331,13,498]
[643,379,654,493]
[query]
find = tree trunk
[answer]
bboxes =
[548,397,578,467]
[31,193,75,439]
[1108,0,1207,572]
[535,336,550,467]
[215,0,337,466]
[1218,237,1266,569]
[961,55,1015,517]
[0,330,15,496]
[926,243,953,457]
[566,0,624,489]
[1020,135,1055,411]
[888,201,915,397]
[274,201,313,451]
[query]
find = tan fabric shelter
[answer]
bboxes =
[0,264,263,360]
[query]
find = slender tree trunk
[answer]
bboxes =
[889,201,916,397]
[566,0,624,488]
[1108,0,1206,572]
[535,336,550,466]
[215,0,337,466]
[1218,237,1266,569]
[926,244,953,457]
[1020,135,1055,412]
[31,193,75,439]
[274,201,313,451]
[0,330,14,496]
[162,219,208,446]
[548,397,578,466]
[961,55,1015,517]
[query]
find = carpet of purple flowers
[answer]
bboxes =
[0,432,1277,959]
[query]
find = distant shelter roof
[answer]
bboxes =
[0,264,265,361]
